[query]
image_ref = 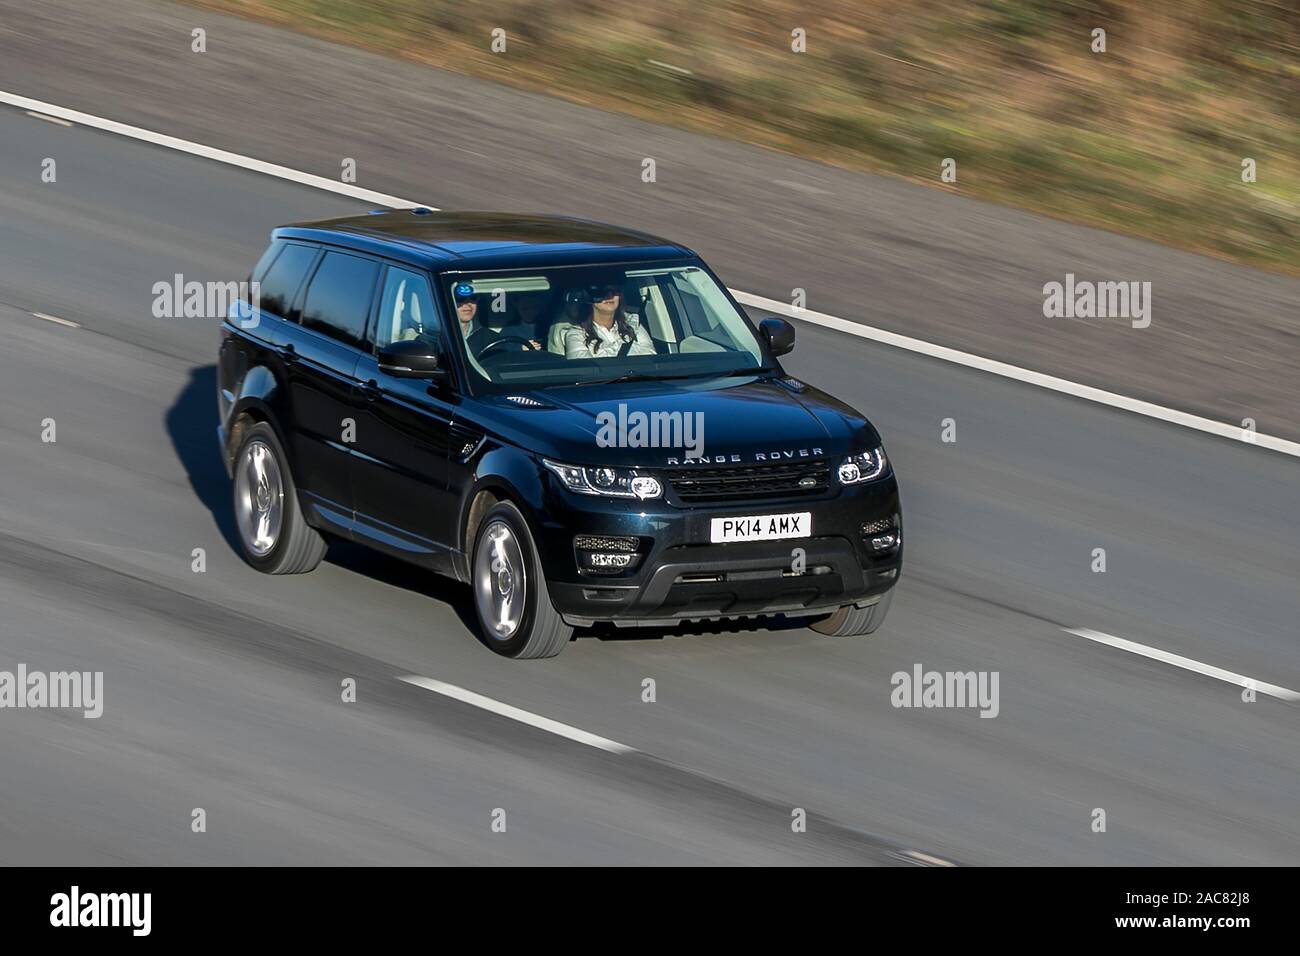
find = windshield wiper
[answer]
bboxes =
[571,372,697,386]
[569,366,774,387]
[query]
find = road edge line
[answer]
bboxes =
[398,674,637,754]
[5,88,1296,460]
[1064,628,1300,702]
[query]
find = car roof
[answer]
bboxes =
[274,210,696,271]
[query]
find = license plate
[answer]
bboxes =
[710,512,812,543]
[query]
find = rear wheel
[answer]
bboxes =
[232,422,327,574]
[472,501,573,659]
[810,588,894,637]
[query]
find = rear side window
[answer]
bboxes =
[300,251,380,349]
[249,240,283,285]
[259,242,317,320]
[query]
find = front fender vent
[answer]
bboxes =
[449,423,485,461]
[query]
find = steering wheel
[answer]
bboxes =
[477,335,540,359]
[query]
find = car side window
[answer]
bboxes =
[259,242,318,320]
[249,240,283,285]
[375,266,439,350]
[300,251,380,349]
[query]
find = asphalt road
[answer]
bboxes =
[0,105,1297,865]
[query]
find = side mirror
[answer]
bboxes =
[759,317,795,357]
[377,339,445,379]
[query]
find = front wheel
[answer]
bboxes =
[472,501,573,659]
[809,588,894,637]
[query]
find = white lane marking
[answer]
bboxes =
[899,849,957,867]
[0,90,419,209]
[735,291,1300,460]
[25,110,73,127]
[2,89,1297,460]
[399,675,636,754]
[1064,628,1300,702]
[32,312,80,328]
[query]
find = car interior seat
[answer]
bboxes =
[547,292,584,354]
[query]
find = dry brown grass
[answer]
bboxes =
[184,0,1300,273]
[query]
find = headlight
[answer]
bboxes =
[543,459,663,500]
[837,447,888,484]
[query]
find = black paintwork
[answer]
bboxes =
[218,212,901,624]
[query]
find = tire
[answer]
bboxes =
[471,500,573,659]
[231,422,327,574]
[810,588,894,637]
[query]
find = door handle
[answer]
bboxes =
[360,380,382,402]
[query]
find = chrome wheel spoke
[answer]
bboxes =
[234,439,284,557]
[254,511,274,551]
[496,604,516,634]
[475,519,526,641]
[251,444,269,488]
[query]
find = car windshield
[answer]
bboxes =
[441,262,768,392]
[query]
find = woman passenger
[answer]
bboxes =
[563,284,655,359]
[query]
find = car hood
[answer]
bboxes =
[467,376,882,468]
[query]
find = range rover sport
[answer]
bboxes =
[217,211,902,658]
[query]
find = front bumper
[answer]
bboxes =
[534,474,902,626]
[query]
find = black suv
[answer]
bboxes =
[218,211,902,658]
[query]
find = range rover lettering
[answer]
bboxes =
[217,211,902,658]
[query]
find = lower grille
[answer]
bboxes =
[860,515,898,535]
[667,459,831,503]
[573,534,638,552]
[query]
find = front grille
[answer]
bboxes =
[667,459,831,503]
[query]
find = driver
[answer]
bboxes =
[563,285,654,359]
[452,283,480,340]
[467,289,545,356]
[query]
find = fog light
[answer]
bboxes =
[574,534,642,575]
[870,533,899,552]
